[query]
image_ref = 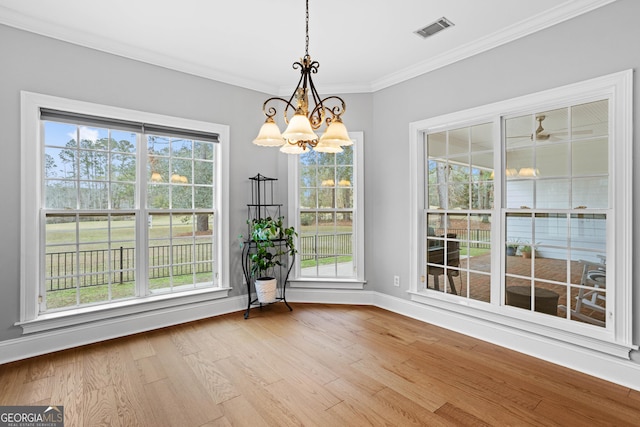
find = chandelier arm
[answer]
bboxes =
[261,96,296,120]
[291,60,304,71]
[307,59,319,73]
[307,107,324,129]
[307,80,325,129]
[319,96,347,120]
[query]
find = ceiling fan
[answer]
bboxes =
[508,114,591,141]
[533,115,550,140]
[506,115,550,141]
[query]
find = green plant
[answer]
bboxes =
[519,242,539,257]
[248,217,297,278]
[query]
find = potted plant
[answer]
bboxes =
[506,240,520,256]
[520,244,533,259]
[248,216,297,303]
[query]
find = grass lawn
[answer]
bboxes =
[300,255,352,269]
[46,215,203,249]
[46,272,213,309]
[460,247,491,257]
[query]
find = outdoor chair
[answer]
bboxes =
[570,259,606,326]
[427,232,460,295]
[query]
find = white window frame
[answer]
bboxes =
[287,131,366,289]
[409,71,633,356]
[19,91,230,333]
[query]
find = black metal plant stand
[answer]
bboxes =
[241,174,294,319]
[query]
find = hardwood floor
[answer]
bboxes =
[1,303,639,426]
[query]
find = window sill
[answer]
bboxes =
[289,278,367,290]
[17,287,231,334]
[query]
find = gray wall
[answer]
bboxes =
[368,0,639,348]
[0,22,372,341]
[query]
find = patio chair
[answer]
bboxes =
[570,259,606,326]
[427,233,460,295]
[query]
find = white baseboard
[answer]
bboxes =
[0,295,246,365]
[286,287,376,305]
[2,289,639,392]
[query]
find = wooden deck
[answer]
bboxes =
[428,253,606,324]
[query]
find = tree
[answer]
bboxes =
[166,138,214,233]
[48,131,215,231]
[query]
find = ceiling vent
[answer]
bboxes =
[415,17,454,39]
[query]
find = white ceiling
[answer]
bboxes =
[0,0,615,95]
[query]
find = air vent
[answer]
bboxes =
[415,17,454,39]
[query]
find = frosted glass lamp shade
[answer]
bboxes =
[314,139,343,153]
[279,143,306,154]
[518,167,538,177]
[169,174,188,183]
[319,117,352,146]
[282,113,318,143]
[253,118,285,147]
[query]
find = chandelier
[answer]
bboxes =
[252,0,352,154]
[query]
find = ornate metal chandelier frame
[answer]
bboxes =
[259,0,347,150]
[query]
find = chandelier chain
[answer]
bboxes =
[305,0,309,56]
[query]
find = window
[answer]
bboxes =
[426,123,494,300]
[503,101,609,326]
[288,132,365,286]
[409,71,633,356]
[20,92,230,331]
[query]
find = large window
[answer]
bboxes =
[288,132,364,285]
[503,101,609,325]
[21,92,229,330]
[409,71,633,355]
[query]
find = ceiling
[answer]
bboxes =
[0,0,615,95]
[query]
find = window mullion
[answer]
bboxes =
[74,214,81,306]
[39,209,47,313]
[492,116,504,306]
[137,132,149,297]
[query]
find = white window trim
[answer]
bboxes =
[19,91,230,333]
[409,70,634,357]
[287,131,366,289]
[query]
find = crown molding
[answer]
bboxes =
[370,0,618,92]
[0,5,279,94]
[0,0,618,95]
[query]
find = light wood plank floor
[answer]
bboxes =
[1,303,639,426]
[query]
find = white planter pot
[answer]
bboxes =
[255,277,277,303]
